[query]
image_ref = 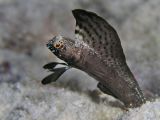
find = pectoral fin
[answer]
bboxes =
[43,62,67,69]
[97,82,118,99]
[42,67,69,85]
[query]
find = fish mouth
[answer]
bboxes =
[46,35,63,48]
[46,36,57,51]
[46,42,54,52]
[46,36,56,47]
[46,37,60,56]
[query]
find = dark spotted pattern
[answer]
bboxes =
[72,9,146,108]
[44,9,146,108]
[73,9,125,66]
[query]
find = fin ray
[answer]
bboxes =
[41,67,69,84]
[43,62,67,69]
[72,9,126,65]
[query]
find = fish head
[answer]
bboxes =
[46,35,78,64]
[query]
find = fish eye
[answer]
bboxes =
[54,41,64,49]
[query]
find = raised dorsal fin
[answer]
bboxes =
[72,9,126,65]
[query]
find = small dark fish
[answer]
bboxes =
[43,9,146,108]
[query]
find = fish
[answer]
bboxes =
[42,9,146,108]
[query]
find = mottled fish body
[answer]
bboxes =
[43,9,146,108]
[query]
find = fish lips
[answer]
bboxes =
[46,40,60,56]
